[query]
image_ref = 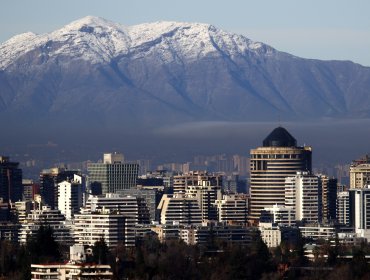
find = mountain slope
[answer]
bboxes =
[1,16,370,131]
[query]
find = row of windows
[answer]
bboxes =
[251,153,307,159]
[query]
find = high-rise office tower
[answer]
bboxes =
[249,127,312,220]
[0,156,22,203]
[87,153,139,194]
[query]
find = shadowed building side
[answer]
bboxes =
[0,156,22,204]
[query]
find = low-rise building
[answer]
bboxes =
[151,223,180,242]
[259,222,282,248]
[180,222,254,246]
[31,245,113,280]
[260,204,295,226]
[0,222,20,242]
[157,193,202,226]
[214,194,248,224]
[299,224,336,241]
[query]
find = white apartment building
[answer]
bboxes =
[31,263,113,280]
[19,206,73,244]
[58,175,83,220]
[31,244,113,279]
[299,224,336,241]
[285,172,320,224]
[83,193,149,246]
[337,191,350,226]
[259,222,282,248]
[349,186,370,239]
[73,211,125,248]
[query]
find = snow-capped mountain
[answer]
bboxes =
[0,16,370,131]
[0,16,273,69]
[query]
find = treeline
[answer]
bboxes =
[0,227,369,279]
[0,226,61,279]
[111,232,370,279]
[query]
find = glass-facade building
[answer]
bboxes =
[87,155,139,194]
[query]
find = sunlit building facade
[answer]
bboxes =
[249,127,312,220]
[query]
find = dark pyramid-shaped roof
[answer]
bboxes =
[263,127,297,147]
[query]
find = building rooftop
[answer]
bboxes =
[262,127,297,147]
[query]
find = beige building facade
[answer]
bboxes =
[249,127,312,220]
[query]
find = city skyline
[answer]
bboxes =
[1,2,370,279]
[1,126,370,279]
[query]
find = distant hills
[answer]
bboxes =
[1,16,370,131]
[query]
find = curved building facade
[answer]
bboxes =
[249,127,312,220]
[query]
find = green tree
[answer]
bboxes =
[349,248,370,279]
[92,237,110,264]
[15,245,31,280]
[27,225,60,264]
[251,230,270,262]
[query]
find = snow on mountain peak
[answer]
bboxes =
[61,16,126,34]
[0,16,272,70]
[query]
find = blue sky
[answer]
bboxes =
[1,0,370,66]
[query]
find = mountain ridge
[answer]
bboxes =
[0,16,370,131]
[0,16,275,69]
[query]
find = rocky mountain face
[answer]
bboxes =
[1,16,370,131]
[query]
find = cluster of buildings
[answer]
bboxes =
[250,127,370,249]
[1,127,370,277]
